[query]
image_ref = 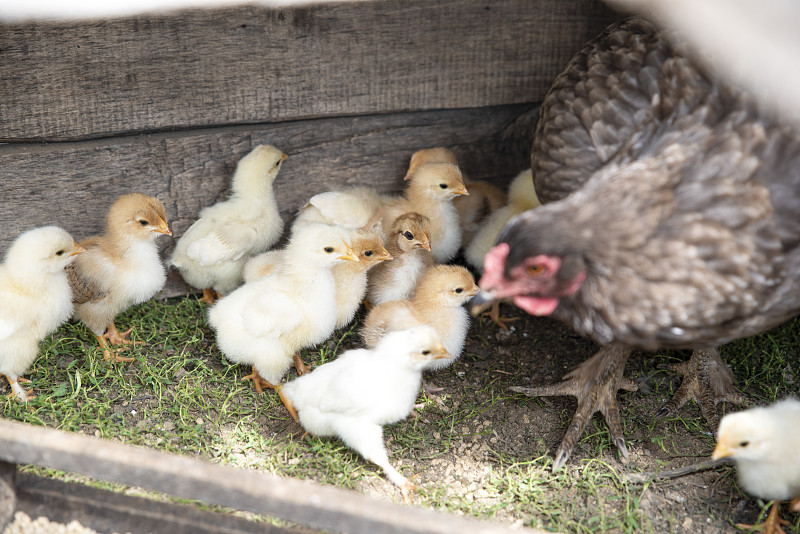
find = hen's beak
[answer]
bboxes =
[469,289,496,316]
[70,243,86,256]
[710,441,732,461]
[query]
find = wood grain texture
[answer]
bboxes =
[0,419,547,534]
[0,0,617,141]
[0,104,539,296]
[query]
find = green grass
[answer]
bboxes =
[2,296,799,533]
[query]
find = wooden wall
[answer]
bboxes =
[0,0,619,296]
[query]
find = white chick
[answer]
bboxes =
[361,265,478,368]
[242,249,283,283]
[366,212,433,307]
[374,162,469,263]
[170,145,287,304]
[68,193,172,363]
[0,227,84,401]
[278,326,450,502]
[712,398,800,534]
[208,223,358,393]
[293,187,386,230]
[405,147,506,244]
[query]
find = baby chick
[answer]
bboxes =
[293,187,386,230]
[68,193,171,363]
[208,223,358,393]
[406,147,506,244]
[170,145,287,304]
[366,212,433,307]
[712,398,800,534]
[464,169,539,330]
[278,326,450,502]
[0,227,83,401]
[375,162,469,263]
[361,265,478,369]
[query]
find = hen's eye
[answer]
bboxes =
[739,441,750,448]
[526,264,546,276]
[364,250,374,257]
[55,250,65,256]
[324,247,334,253]
[403,231,414,240]
[455,288,463,294]
[139,220,149,227]
[438,183,448,189]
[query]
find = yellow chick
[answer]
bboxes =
[67,193,172,363]
[0,227,84,401]
[406,147,506,244]
[293,187,386,230]
[366,212,433,307]
[241,249,283,283]
[170,145,287,304]
[332,229,391,329]
[361,265,478,368]
[279,325,450,503]
[712,398,800,534]
[208,223,358,393]
[374,162,469,263]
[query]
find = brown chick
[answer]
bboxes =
[333,229,391,330]
[373,162,469,263]
[68,193,172,362]
[406,147,506,244]
[361,264,478,372]
[366,212,433,307]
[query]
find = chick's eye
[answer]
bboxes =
[422,350,430,355]
[455,288,463,294]
[403,231,414,240]
[739,441,750,448]
[139,220,149,227]
[55,250,65,256]
[364,250,373,257]
[324,247,334,253]
[438,183,448,189]
[526,264,546,277]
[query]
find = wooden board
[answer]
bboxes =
[0,0,618,141]
[0,419,551,534]
[0,103,540,296]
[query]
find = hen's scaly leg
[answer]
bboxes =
[656,347,745,431]
[242,366,276,394]
[736,502,789,534]
[511,343,635,471]
[96,334,134,363]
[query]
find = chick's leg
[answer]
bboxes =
[511,343,635,471]
[333,418,414,503]
[200,288,221,305]
[656,347,745,431]
[3,374,34,402]
[736,502,789,534]
[95,334,134,363]
[293,353,310,376]
[484,302,520,332]
[104,321,141,347]
[242,366,276,394]
[277,385,299,424]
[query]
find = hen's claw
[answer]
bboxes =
[656,347,745,431]
[511,343,635,471]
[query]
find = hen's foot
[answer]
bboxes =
[96,335,134,363]
[656,347,745,431]
[293,353,310,376]
[242,366,276,394]
[736,502,789,534]
[277,385,299,423]
[483,302,519,332]
[200,288,221,305]
[510,343,635,471]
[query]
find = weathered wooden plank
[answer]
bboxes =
[0,103,539,296]
[0,0,617,141]
[15,473,307,534]
[0,462,15,531]
[0,419,548,534]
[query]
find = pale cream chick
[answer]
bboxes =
[68,193,171,363]
[170,145,287,304]
[279,326,450,503]
[374,162,469,263]
[406,147,506,244]
[712,398,800,534]
[0,227,83,401]
[361,265,478,369]
[366,212,433,307]
[293,187,386,230]
[242,249,283,283]
[208,223,358,393]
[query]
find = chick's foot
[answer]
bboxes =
[200,288,221,305]
[510,343,635,471]
[483,301,520,332]
[4,375,34,402]
[736,502,789,534]
[293,353,310,376]
[96,335,134,363]
[242,366,277,394]
[656,347,745,431]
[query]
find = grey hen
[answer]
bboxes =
[472,17,800,470]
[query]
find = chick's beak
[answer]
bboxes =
[70,243,86,256]
[710,441,732,460]
[431,343,450,360]
[280,153,288,163]
[455,185,470,196]
[469,289,496,316]
[417,239,432,251]
[382,249,393,261]
[154,220,173,236]
[338,245,359,262]
[467,283,480,298]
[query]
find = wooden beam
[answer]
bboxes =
[0,0,617,141]
[0,419,549,534]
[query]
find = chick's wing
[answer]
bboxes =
[186,221,258,266]
[241,288,303,338]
